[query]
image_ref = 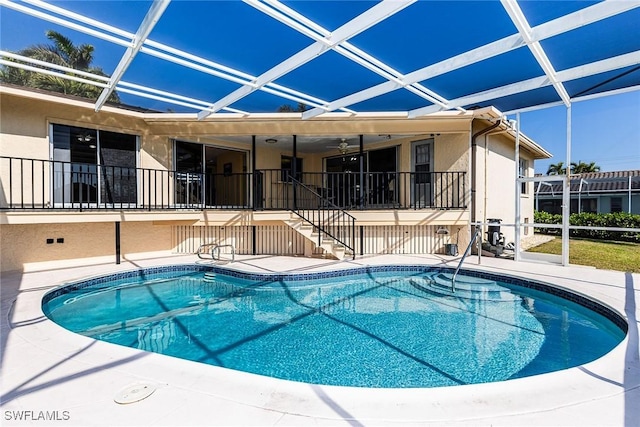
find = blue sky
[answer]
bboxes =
[515,91,640,174]
[1,1,638,174]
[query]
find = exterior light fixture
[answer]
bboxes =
[265,138,277,144]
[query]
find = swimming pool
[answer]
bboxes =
[42,264,626,388]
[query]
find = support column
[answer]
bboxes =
[514,113,521,262]
[629,175,632,213]
[115,221,121,265]
[359,135,364,209]
[252,225,256,255]
[252,135,258,210]
[292,135,297,209]
[562,106,572,266]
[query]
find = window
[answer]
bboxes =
[174,140,249,207]
[51,124,137,205]
[539,199,562,215]
[518,158,528,194]
[611,197,622,213]
[281,155,302,181]
[570,198,597,213]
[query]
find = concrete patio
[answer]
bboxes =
[1,253,638,426]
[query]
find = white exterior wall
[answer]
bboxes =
[477,130,536,245]
[0,89,548,272]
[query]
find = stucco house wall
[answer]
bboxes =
[0,88,549,272]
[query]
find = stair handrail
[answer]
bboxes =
[288,176,356,259]
[196,242,218,259]
[451,228,482,292]
[196,242,235,262]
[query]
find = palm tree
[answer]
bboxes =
[0,30,119,103]
[546,162,567,175]
[571,161,601,174]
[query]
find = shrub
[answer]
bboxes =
[533,211,562,234]
[533,211,640,243]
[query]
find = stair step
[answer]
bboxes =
[420,273,519,301]
[283,216,350,261]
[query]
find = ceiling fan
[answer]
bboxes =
[327,138,358,154]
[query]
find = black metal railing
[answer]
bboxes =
[0,157,251,210]
[288,176,356,258]
[257,169,466,210]
[0,156,466,211]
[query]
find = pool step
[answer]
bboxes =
[425,273,519,301]
[203,272,217,282]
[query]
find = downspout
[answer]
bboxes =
[292,135,297,209]
[471,118,502,237]
[359,134,364,209]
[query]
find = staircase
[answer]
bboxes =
[285,215,349,259]
[284,178,355,260]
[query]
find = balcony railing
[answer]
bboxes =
[0,156,466,211]
[258,169,467,210]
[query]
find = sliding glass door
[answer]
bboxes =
[324,146,397,208]
[411,139,433,208]
[174,141,249,208]
[51,124,137,207]
[175,141,203,206]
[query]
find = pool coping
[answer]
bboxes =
[2,254,639,426]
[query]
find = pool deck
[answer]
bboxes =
[1,253,639,426]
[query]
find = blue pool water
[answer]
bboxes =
[42,265,625,388]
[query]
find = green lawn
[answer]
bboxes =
[526,236,640,273]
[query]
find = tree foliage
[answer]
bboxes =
[546,160,601,175]
[277,102,308,112]
[546,162,566,175]
[0,30,120,103]
[571,161,601,174]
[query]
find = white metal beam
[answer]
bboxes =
[2,0,638,118]
[531,0,640,41]
[116,81,249,115]
[254,0,457,119]
[2,0,347,115]
[1,50,111,82]
[503,84,640,115]
[555,50,640,82]
[501,0,571,107]
[0,59,110,88]
[408,50,640,117]
[95,0,170,111]
[198,0,415,119]
[0,0,130,47]
[304,0,638,118]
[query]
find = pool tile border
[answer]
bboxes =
[42,263,627,333]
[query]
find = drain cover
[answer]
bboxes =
[114,383,156,404]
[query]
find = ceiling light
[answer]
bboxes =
[265,138,277,144]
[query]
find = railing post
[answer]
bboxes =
[115,221,121,265]
[477,227,482,265]
[20,159,24,209]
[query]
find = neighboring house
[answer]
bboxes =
[535,170,640,215]
[0,86,551,272]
